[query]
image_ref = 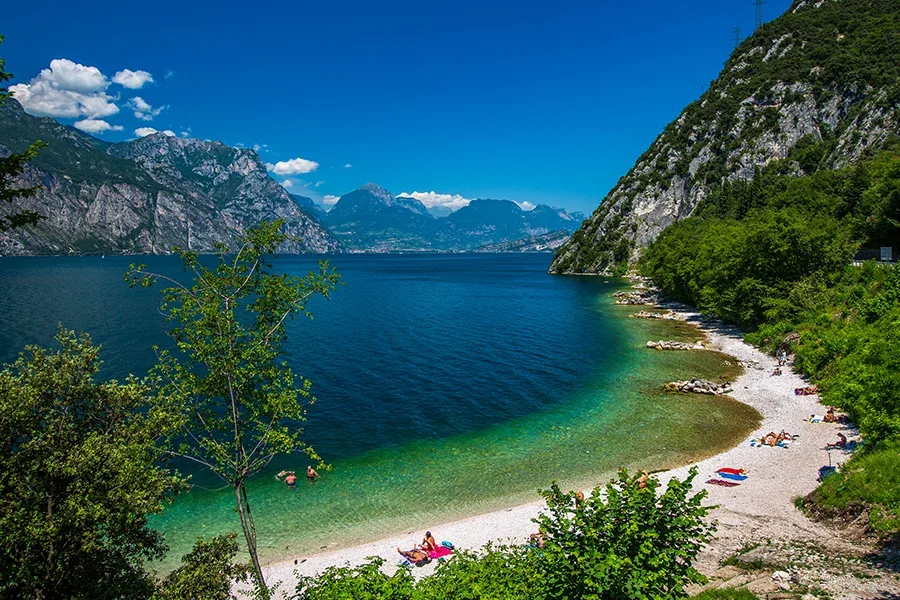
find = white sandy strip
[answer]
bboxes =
[260,307,851,594]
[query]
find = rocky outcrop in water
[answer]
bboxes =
[551,0,900,274]
[647,340,705,351]
[0,99,340,255]
[614,290,661,306]
[629,310,679,320]
[665,378,734,396]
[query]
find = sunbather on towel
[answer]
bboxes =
[827,432,847,448]
[420,531,437,552]
[398,547,429,563]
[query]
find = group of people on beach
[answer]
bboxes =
[276,466,319,487]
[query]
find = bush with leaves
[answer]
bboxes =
[0,330,183,600]
[291,469,713,599]
[154,534,250,600]
[534,468,714,600]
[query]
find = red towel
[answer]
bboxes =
[716,468,744,475]
[429,546,453,559]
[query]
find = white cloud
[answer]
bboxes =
[281,180,293,189]
[164,70,176,79]
[128,96,165,121]
[516,201,536,211]
[112,69,154,89]
[74,119,123,134]
[314,181,324,187]
[180,131,190,138]
[343,163,352,168]
[41,59,108,93]
[323,195,341,206]
[9,58,118,119]
[252,143,269,153]
[135,127,176,138]
[398,191,472,211]
[266,157,319,175]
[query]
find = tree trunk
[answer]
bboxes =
[235,482,267,598]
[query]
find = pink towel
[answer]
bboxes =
[429,546,453,559]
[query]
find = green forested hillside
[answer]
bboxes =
[641,142,900,532]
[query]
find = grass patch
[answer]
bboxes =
[802,445,900,536]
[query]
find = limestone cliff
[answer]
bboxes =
[0,99,340,255]
[551,0,899,274]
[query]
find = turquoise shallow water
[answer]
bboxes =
[0,254,759,568]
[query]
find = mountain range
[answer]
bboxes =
[0,99,583,255]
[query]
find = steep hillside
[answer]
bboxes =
[0,99,340,255]
[551,0,900,274]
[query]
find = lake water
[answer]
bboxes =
[0,253,759,567]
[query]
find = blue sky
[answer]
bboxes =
[4,0,792,214]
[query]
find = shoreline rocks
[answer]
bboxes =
[629,310,678,320]
[647,340,705,351]
[614,290,661,306]
[665,378,734,395]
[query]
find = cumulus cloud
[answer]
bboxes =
[180,131,190,138]
[266,157,319,175]
[112,69,154,89]
[343,163,352,168]
[135,127,176,138]
[128,96,165,121]
[9,58,118,119]
[398,191,472,212]
[252,143,269,153]
[323,195,341,206]
[281,180,293,189]
[74,119,123,134]
[516,201,536,211]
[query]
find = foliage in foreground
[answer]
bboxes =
[640,144,900,533]
[128,221,340,595]
[0,330,183,599]
[294,468,714,600]
[154,533,250,600]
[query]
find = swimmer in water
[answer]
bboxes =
[307,465,319,481]
[285,472,297,487]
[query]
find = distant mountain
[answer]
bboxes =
[323,187,585,251]
[0,99,340,255]
[445,199,584,248]
[289,193,326,218]
[324,183,439,251]
[471,230,572,253]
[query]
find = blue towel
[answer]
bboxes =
[717,472,747,481]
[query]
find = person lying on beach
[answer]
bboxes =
[771,368,782,376]
[307,465,319,481]
[529,531,546,549]
[637,472,649,489]
[398,547,429,563]
[824,407,840,423]
[420,531,437,552]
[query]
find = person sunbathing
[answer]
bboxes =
[420,531,437,552]
[824,407,838,423]
[529,531,546,549]
[828,433,848,448]
[771,368,782,376]
[398,547,429,563]
[761,432,780,446]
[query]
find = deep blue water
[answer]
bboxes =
[0,253,613,465]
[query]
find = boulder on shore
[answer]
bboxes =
[629,310,678,320]
[664,378,733,395]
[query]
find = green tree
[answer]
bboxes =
[533,468,715,599]
[0,330,183,600]
[128,221,340,596]
[0,35,47,231]
[154,534,250,600]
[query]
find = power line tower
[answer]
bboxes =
[732,26,743,49]
[753,0,766,30]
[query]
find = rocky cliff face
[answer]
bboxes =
[0,99,340,255]
[551,0,900,274]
